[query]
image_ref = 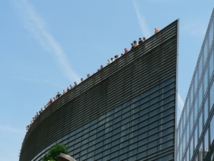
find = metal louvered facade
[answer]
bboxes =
[20,20,178,161]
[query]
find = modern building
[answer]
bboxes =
[176,9,214,161]
[19,20,178,161]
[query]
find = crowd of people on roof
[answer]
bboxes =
[26,28,160,131]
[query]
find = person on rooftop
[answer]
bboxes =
[155,28,160,33]
[87,74,90,78]
[67,87,70,92]
[81,78,84,82]
[115,55,119,59]
[139,38,143,44]
[131,43,135,50]
[70,84,73,89]
[74,82,77,86]
[49,98,54,104]
[133,40,138,47]
[143,37,147,41]
[124,48,129,54]
[56,92,61,98]
[107,59,111,64]
[111,58,114,62]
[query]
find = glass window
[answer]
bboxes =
[209,22,213,50]
[211,116,214,145]
[204,130,209,159]
[162,83,175,93]
[137,151,146,159]
[186,98,189,119]
[141,90,150,98]
[148,147,157,155]
[111,151,119,158]
[162,77,175,87]
[149,121,158,129]
[179,122,182,141]
[150,90,159,99]
[204,40,209,64]
[150,96,159,104]
[122,106,130,114]
[159,140,173,150]
[150,85,159,93]
[194,125,198,149]
[162,88,175,99]
[187,148,189,161]
[204,99,208,125]
[141,96,149,104]
[211,82,214,110]
[183,133,186,156]
[199,113,203,138]
[211,152,214,161]
[199,85,203,108]
[163,95,174,104]
[190,138,194,160]
[128,155,137,161]
[204,68,208,94]
[186,123,189,144]
[149,103,159,111]
[132,95,141,103]
[119,153,128,160]
[189,112,192,133]
[179,142,182,161]
[199,55,203,79]
[199,143,203,161]
[209,51,214,80]
[195,70,198,91]
[195,154,198,161]
[123,100,132,107]
[193,101,197,123]
[159,154,173,161]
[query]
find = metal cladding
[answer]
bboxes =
[20,20,178,161]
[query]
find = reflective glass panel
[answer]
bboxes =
[210,51,214,80]
[211,116,214,145]
[204,130,209,159]
[209,21,213,49]
[204,99,208,125]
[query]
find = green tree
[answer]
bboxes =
[42,143,68,161]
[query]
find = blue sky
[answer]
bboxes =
[0,0,213,160]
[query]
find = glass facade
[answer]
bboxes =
[33,77,176,161]
[176,9,214,161]
[20,20,178,161]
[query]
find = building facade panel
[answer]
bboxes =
[176,9,214,161]
[20,20,178,161]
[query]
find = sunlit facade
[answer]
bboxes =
[176,9,214,161]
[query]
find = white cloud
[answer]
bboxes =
[0,125,25,135]
[178,93,184,109]
[14,0,80,82]
[133,1,151,38]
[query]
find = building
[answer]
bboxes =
[19,20,178,161]
[176,9,214,161]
